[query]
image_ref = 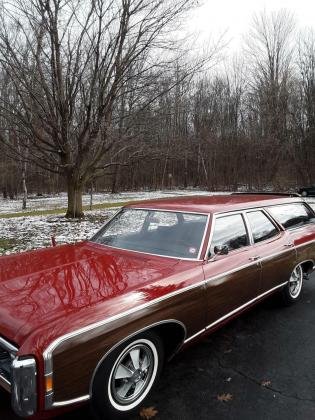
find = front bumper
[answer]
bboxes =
[0,336,37,417]
[11,357,37,417]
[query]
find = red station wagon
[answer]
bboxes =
[0,193,314,419]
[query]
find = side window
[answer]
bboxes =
[210,214,249,255]
[268,203,315,230]
[246,211,279,243]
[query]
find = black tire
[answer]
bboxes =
[91,331,164,420]
[280,264,303,306]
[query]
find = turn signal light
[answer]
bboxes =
[45,375,53,393]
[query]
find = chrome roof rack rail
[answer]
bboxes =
[232,192,301,197]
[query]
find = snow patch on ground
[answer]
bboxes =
[0,189,213,255]
[0,189,212,214]
[0,209,116,255]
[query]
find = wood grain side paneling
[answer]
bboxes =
[52,285,205,401]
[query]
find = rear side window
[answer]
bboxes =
[268,203,315,230]
[210,214,249,255]
[246,211,279,243]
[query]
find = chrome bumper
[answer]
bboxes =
[0,336,37,417]
[11,357,37,417]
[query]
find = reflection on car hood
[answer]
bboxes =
[0,241,181,346]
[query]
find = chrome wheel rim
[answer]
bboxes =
[108,339,158,411]
[289,265,303,298]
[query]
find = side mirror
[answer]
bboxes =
[214,245,229,255]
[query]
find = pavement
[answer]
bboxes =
[1,273,315,420]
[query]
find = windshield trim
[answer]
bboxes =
[92,207,210,261]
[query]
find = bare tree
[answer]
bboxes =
[291,30,315,183]
[0,0,204,217]
[245,10,295,181]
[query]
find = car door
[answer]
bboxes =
[202,212,262,329]
[244,209,297,293]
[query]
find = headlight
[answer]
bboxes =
[11,357,37,417]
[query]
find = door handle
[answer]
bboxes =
[284,242,294,248]
[249,256,260,261]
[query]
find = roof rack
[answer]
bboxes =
[232,192,301,197]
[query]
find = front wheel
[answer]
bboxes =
[301,190,308,197]
[91,331,164,419]
[281,264,303,305]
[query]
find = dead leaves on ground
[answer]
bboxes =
[217,393,233,402]
[139,406,158,419]
[261,380,272,387]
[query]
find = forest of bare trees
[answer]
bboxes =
[0,1,314,217]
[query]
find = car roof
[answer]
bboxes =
[127,194,303,214]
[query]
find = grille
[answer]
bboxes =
[0,347,12,383]
[0,337,17,389]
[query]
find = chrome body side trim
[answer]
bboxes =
[183,329,205,343]
[184,281,288,344]
[204,282,287,330]
[52,395,90,408]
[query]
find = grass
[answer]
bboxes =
[0,238,18,251]
[0,199,137,219]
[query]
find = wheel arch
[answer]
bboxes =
[300,259,315,274]
[89,319,186,398]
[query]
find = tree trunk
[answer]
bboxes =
[89,182,93,211]
[111,166,119,194]
[22,161,27,210]
[66,178,84,218]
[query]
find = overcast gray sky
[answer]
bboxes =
[189,0,315,51]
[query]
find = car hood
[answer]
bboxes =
[0,241,182,347]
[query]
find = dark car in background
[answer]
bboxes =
[298,185,315,197]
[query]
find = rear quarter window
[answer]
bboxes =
[267,203,315,230]
[246,211,279,243]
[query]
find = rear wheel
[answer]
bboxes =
[281,264,303,305]
[91,332,164,419]
[301,190,308,197]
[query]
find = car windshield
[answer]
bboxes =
[92,208,208,259]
